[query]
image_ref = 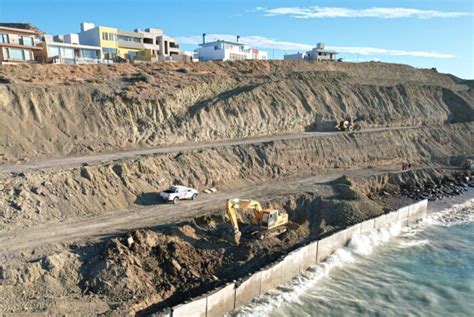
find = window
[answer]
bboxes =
[229,53,246,61]
[61,47,74,59]
[48,45,60,57]
[0,33,9,43]
[81,49,98,59]
[19,36,34,46]
[102,32,118,42]
[9,48,25,60]
[127,51,138,59]
[2,48,32,61]
[117,35,141,43]
[23,50,31,61]
[102,47,117,59]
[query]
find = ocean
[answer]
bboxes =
[232,191,474,317]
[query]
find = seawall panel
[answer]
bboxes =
[408,200,428,223]
[317,230,346,263]
[385,210,399,224]
[260,261,284,294]
[398,206,409,225]
[360,219,375,234]
[281,249,303,284]
[299,242,318,272]
[206,283,235,317]
[374,214,388,230]
[344,223,361,239]
[172,296,207,317]
[235,273,262,307]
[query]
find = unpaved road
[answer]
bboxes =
[0,126,416,175]
[0,165,406,257]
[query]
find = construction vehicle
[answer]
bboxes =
[225,198,289,245]
[336,116,362,132]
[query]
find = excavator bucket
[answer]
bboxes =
[234,231,242,245]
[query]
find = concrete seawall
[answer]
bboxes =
[158,200,428,317]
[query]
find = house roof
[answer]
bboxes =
[200,39,244,47]
[0,23,44,34]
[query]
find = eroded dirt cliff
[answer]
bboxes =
[0,61,472,163]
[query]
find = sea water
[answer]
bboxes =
[232,191,474,317]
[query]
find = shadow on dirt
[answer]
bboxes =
[134,192,163,206]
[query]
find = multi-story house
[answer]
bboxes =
[78,22,187,62]
[138,27,181,61]
[39,33,101,64]
[284,43,338,62]
[195,34,267,61]
[0,23,43,63]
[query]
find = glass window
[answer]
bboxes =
[9,48,25,60]
[0,33,9,43]
[102,47,117,58]
[48,45,60,57]
[102,32,108,41]
[23,50,31,61]
[19,36,34,46]
[81,49,98,58]
[117,35,141,42]
[60,47,74,59]
[2,47,9,58]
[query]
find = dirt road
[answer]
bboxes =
[0,165,405,257]
[0,126,415,175]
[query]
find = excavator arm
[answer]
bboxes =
[226,199,242,245]
[226,199,263,244]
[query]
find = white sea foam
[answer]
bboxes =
[423,199,473,227]
[398,239,430,248]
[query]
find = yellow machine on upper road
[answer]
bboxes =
[225,198,289,245]
[336,116,362,132]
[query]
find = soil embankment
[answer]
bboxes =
[1,61,473,163]
[0,123,471,231]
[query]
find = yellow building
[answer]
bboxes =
[97,26,118,59]
[78,22,186,62]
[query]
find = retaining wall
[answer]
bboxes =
[164,200,428,317]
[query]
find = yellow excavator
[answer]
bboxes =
[225,198,289,245]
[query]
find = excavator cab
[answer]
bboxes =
[261,209,288,230]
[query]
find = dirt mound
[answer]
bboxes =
[84,229,221,305]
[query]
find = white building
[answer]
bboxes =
[39,33,101,64]
[195,34,267,61]
[284,43,337,62]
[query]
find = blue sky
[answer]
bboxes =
[1,0,472,78]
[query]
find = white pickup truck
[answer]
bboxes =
[159,185,199,204]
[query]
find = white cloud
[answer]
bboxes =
[177,34,456,59]
[262,6,471,19]
[177,34,313,50]
[331,46,456,58]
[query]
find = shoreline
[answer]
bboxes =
[428,187,474,213]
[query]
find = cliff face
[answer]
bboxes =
[1,122,471,231]
[0,61,472,163]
